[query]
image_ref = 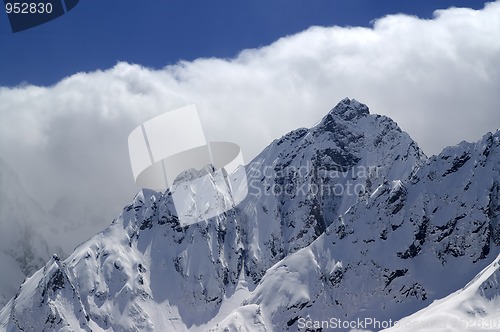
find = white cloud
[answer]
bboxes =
[1,1,499,244]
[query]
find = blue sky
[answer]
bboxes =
[0,0,487,87]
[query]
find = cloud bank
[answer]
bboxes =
[1,1,499,244]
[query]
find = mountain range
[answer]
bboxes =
[1,98,499,331]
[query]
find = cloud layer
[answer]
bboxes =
[1,1,499,241]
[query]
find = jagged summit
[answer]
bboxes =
[326,97,370,122]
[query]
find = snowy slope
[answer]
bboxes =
[382,254,500,331]
[1,98,499,331]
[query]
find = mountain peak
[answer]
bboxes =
[328,97,370,122]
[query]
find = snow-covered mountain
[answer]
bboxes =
[1,98,499,331]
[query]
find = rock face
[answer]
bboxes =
[1,98,499,332]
